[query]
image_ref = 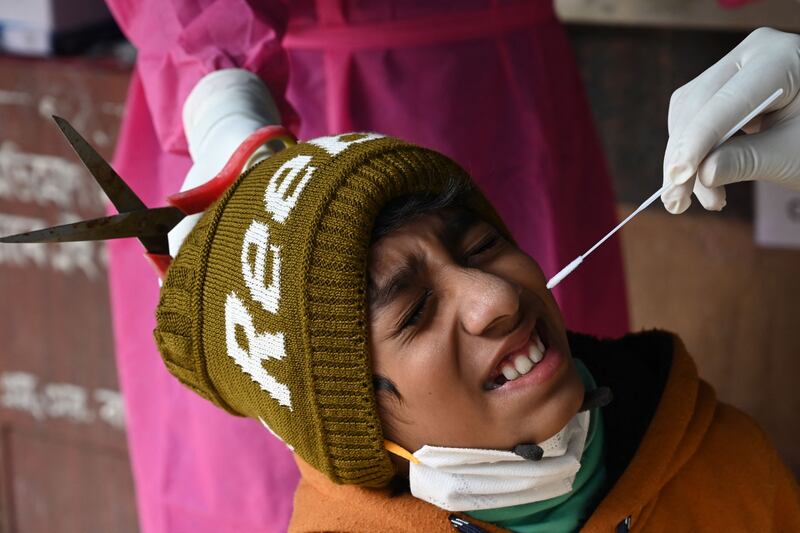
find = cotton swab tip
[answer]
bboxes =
[544,89,782,292]
[546,256,583,290]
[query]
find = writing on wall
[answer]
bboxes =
[0,371,125,430]
[0,141,108,278]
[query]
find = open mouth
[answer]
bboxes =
[483,320,551,391]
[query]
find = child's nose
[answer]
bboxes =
[455,268,521,337]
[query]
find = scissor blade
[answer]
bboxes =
[0,207,184,254]
[52,115,147,213]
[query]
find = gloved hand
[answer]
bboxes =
[662,27,800,214]
[168,69,281,256]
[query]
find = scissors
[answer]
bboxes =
[0,117,295,279]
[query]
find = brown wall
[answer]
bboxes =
[620,205,800,473]
[0,56,138,532]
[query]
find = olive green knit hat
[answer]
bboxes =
[154,133,506,487]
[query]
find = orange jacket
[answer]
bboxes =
[290,331,800,532]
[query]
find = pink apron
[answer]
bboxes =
[105,1,628,531]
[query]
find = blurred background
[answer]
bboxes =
[0,0,798,531]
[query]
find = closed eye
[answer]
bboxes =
[399,289,431,330]
[466,233,500,258]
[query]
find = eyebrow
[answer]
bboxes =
[441,210,480,247]
[367,210,482,313]
[368,254,423,313]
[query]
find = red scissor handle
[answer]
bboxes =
[145,252,174,282]
[147,126,296,280]
[167,125,296,215]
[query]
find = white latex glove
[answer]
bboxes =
[662,27,800,214]
[168,69,281,256]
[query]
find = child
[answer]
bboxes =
[154,133,799,532]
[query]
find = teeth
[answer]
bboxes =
[513,354,534,375]
[489,332,549,389]
[501,365,520,381]
[535,332,545,353]
[529,343,544,363]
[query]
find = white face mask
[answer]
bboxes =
[407,411,591,512]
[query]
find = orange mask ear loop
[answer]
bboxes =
[384,440,420,465]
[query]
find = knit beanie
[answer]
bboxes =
[154,133,507,487]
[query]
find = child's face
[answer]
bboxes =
[367,209,584,455]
